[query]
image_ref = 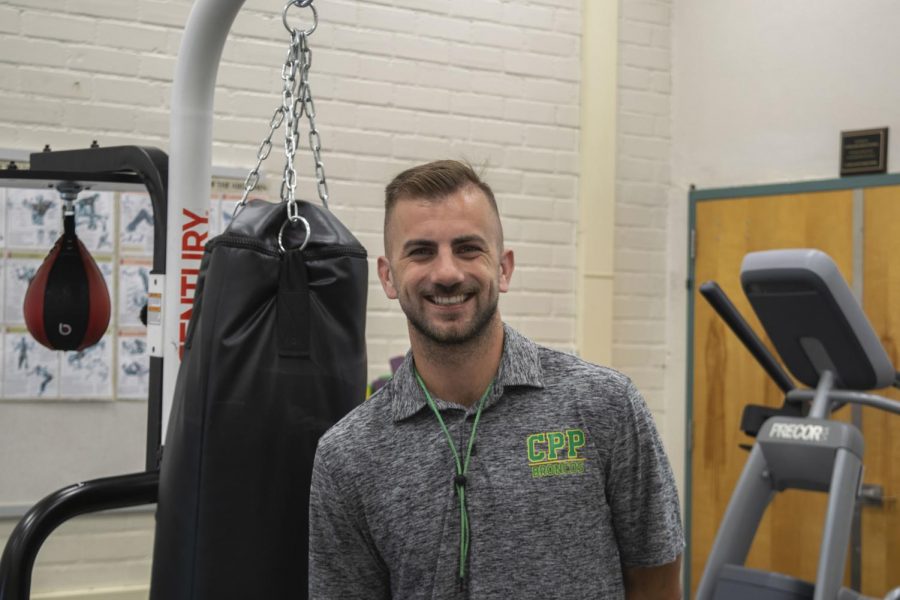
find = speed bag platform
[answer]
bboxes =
[150,199,367,600]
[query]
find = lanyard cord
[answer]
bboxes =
[414,368,493,583]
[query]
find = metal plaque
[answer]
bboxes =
[840,127,888,176]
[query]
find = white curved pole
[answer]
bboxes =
[162,0,246,440]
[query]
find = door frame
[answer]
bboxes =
[683,172,900,594]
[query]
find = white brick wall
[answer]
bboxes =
[0,0,582,595]
[614,0,672,420]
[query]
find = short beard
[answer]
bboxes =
[406,294,499,347]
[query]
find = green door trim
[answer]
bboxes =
[690,173,900,202]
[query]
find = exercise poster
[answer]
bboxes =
[0,179,252,402]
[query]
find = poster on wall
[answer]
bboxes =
[219,198,241,235]
[73,191,115,253]
[118,258,151,329]
[60,335,114,399]
[0,260,5,333]
[0,178,245,405]
[5,189,60,249]
[3,328,59,399]
[119,192,154,256]
[208,195,242,238]
[4,254,43,325]
[117,332,150,400]
[209,174,270,237]
[0,188,7,249]
[99,259,114,300]
[208,196,223,238]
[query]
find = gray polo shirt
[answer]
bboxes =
[309,325,684,599]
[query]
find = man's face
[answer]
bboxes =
[377,186,514,346]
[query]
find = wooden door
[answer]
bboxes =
[860,186,900,595]
[690,190,856,596]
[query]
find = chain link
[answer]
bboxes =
[236,0,329,227]
[281,29,301,216]
[236,107,284,213]
[297,32,329,209]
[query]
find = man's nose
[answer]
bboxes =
[430,248,465,286]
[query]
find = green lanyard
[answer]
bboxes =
[414,367,493,583]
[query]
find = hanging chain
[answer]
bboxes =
[237,108,284,210]
[281,29,303,221]
[297,33,329,209]
[236,0,328,222]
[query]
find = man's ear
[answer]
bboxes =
[377,256,398,299]
[498,248,514,293]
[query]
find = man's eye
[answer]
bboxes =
[457,245,482,254]
[408,247,432,257]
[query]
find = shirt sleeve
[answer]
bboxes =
[605,380,685,567]
[308,445,391,599]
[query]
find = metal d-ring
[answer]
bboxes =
[278,215,311,253]
[283,0,318,37]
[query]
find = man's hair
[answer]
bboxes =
[384,160,500,234]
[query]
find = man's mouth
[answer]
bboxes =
[427,293,470,306]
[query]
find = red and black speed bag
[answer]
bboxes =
[23,214,111,351]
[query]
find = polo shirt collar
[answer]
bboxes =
[390,323,544,422]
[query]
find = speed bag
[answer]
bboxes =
[149,199,368,600]
[23,213,110,351]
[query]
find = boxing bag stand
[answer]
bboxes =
[0,145,169,600]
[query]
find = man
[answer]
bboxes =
[309,160,684,599]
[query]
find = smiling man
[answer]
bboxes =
[308,160,684,599]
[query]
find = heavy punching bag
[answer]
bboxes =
[23,209,110,351]
[149,198,367,599]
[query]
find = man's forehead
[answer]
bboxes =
[383,185,503,254]
[389,192,496,230]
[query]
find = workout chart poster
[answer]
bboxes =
[73,191,115,253]
[0,188,128,402]
[4,254,43,325]
[60,334,114,399]
[119,192,154,257]
[211,197,242,237]
[0,179,251,402]
[116,333,150,400]
[118,258,150,329]
[0,260,4,329]
[5,189,61,249]
[0,188,6,249]
[3,329,60,399]
[1,329,114,401]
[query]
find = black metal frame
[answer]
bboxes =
[0,146,168,600]
[0,472,159,599]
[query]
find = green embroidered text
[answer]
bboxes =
[526,428,587,478]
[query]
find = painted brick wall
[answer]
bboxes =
[0,0,583,375]
[0,511,154,599]
[613,0,672,434]
[0,0,582,595]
